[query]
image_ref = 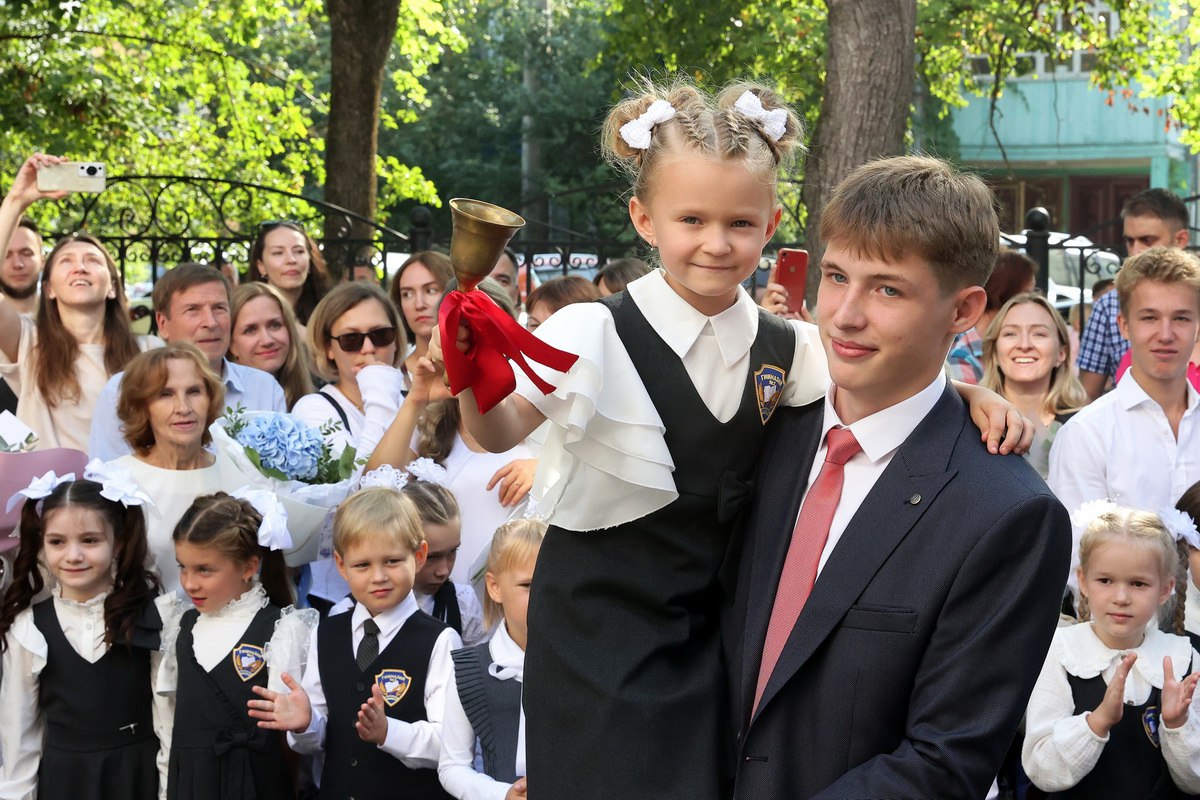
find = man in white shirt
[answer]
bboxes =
[1049,247,1200,593]
[88,263,285,459]
[727,156,1070,799]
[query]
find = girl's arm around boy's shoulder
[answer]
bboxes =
[0,609,45,800]
[779,318,829,408]
[375,626,463,769]
[1020,627,1109,793]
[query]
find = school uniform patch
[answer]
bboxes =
[754,364,786,425]
[1143,706,1161,748]
[232,643,266,682]
[375,669,412,707]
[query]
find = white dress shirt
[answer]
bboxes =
[88,358,287,460]
[1022,623,1200,793]
[513,269,829,531]
[415,583,488,647]
[287,594,462,771]
[438,620,525,800]
[1048,373,1200,598]
[802,373,947,577]
[0,590,172,800]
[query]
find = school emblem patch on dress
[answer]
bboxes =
[375,669,412,707]
[754,364,786,425]
[232,643,266,682]
[1143,705,1162,748]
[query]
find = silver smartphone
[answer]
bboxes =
[36,162,106,193]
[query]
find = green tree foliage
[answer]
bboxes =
[0,0,458,237]
[381,0,633,249]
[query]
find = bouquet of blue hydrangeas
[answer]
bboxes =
[210,407,357,566]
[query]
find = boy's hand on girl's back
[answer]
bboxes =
[247,672,312,733]
[505,778,528,800]
[356,683,390,745]
[1087,652,1136,736]
[1161,655,1200,729]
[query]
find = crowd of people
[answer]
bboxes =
[1,75,1200,800]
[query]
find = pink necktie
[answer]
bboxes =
[754,426,862,713]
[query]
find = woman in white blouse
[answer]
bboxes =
[0,154,160,451]
[114,343,224,594]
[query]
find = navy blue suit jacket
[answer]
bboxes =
[725,386,1070,799]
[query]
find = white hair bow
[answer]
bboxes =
[1069,499,1120,531]
[1161,507,1200,550]
[406,457,448,486]
[733,91,788,143]
[232,486,293,552]
[618,100,676,150]
[5,470,76,514]
[83,458,157,511]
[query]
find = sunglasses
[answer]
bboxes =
[330,326,397,352]
[258,219,305,235]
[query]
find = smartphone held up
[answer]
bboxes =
[36,162,106,194]
[771,248,808,315]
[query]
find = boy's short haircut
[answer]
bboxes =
[1115,246,1200,317]
[818,155,999,293]
[1121,188,1188,230]
[333,487,424,556]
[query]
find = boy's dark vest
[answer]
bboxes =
[429,582,462,637]
[316,611,452,800]
[32,598,158,751]
[1047,667,1193,800]
[451,642,522,782]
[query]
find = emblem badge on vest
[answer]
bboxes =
[1143,706,1162,748]
[232,643,266,682]
[754,364,786,425]
[376,669,412,707]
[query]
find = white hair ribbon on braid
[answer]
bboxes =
[360,464,409,492]
[5,470,75,515]
[231,486,292,552]
[1069,499,1120,532]
[406,457,448,486]
[733,91,788,143]
[618,100,676,150]
[83,458,157,512]
[1161,507,1200,550]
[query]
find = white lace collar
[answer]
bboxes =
[52,585,109,609]
[203,580,268,619]
[1058,622,1193,704]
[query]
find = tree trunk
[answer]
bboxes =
[801,0,917,302]
[323,0,401,276]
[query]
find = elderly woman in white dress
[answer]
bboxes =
[114,342,224,594]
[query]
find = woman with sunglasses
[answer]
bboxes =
[297,282,409,611]
[247,220,331,327]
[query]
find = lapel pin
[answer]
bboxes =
[908,493,922,506]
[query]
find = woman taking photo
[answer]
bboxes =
[981,292,1088,478]
[247,220,330,328]
[227,282,313,409]
[115,342,224,593]
[389,250,452,392]
[0,154,159,451]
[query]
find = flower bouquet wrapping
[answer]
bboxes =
[210,407,357,567]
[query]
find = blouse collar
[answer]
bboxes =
[487,620,525,682]
[625,269,759,368]
[52,585,109,609]
[1059,622,1193,694]
[204,580,268,619]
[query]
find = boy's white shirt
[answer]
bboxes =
[287,592,462,769]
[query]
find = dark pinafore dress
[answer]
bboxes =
[31,598,160,800]
[168,605,292,800]
[523,293,796,800]
[1046,664,1195,800]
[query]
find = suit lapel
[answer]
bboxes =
[752,386,966,721]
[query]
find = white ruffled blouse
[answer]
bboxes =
[438,621,526,800]
[512,270,829,531]
[0,590,174,800]
[1022,622,1200,793]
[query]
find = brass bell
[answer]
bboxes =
[448,198,525,291]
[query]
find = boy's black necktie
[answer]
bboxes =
[357,618,380,671]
